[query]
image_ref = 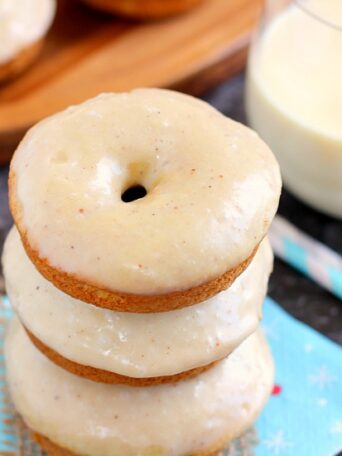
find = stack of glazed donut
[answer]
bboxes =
[3,89,281,456]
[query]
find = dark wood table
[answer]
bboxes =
[0,72,341,344]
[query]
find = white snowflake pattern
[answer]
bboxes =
[317,398,328,407]
[309,366,337,389]
[330,421,342,434]
[263,431,293,455]
[304,343,314,353]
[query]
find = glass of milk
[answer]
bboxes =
[246,0,342,218]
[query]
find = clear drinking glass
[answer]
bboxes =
[245,0,342,218]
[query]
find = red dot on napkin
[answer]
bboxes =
[272,384,282,396]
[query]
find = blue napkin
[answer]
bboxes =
[0,297,341,455]
[257,298,342,456]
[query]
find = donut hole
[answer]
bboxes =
[121,184,147,203]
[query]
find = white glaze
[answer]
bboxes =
[0,0,55,63]
[5,319,274,456]
[3,228,273,378]
[246,0,342,218]
[11,89,281,295]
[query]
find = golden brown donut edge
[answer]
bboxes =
[0,40,43,84]
[25,326,220,386]
[9,169,257,313]
[33,430,226,456]
[80,0,205,19]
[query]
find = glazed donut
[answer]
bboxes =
[0,0,55,82]
[5,318,274,456]
[3,227,273,383]
[9,89,281,313]
[80,0,205,19]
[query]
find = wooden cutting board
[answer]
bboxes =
[0,0,262,163]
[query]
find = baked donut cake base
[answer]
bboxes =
[80,0,204,18]
[33,432,224,456]
[0,40,42,83]
[6,319,273,456]
[8,204,257,313]
[26,326,220,386]
[4,228,272,381]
